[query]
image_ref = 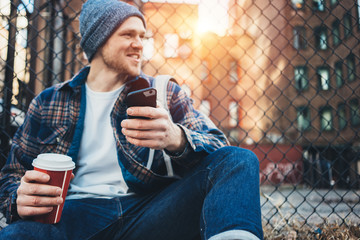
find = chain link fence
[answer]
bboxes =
[1,0,360,236]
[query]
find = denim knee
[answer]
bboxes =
[200,146,263,239]
[206,146,260,174]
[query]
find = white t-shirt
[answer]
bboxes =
[67,83,130,199]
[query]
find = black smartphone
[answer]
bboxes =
[126,87,157,119]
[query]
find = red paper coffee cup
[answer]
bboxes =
[32,153,75,224]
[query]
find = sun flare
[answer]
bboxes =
[196,0,229,35]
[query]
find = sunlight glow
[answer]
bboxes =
[197,0,229,36]
[144,0,229,36]
[142,0,199,3]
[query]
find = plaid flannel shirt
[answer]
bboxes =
[0,66,229,223]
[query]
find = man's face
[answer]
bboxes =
[99,16,145,77]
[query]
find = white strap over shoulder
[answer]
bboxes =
[153,75,173,114]
[147,75,174,177]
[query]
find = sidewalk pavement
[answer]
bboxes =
[261,185,360,227]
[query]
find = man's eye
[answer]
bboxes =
[122,33,132,38]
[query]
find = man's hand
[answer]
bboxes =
[16,170,64,219]
[121,106,186,153]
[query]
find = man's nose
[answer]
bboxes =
[131,36,143,49]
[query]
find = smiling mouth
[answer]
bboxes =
[128,54,141,60]
[129,54,140,59]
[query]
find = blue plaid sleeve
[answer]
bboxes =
[167,81,230,167]
[0,97,43,223]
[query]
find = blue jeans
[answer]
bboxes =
[0,146,263,240]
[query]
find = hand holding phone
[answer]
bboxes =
[126,87,157,119]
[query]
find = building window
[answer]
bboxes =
[164,34,179,58]
[332,20,340,46]
[294,66,308,90]
[291,0,304,9]
[358,0,360,28]
[350,99,360,126]
[297,106,311,131]
[320,106,333,131]
[343,13,352,39]
[16,27,28,48]
[143,37,154,61]
[293,26,306,49]
[199,100,211,117]
[313,0,325,11]
[334,61,343,87]
[315,26,328,50]
[346,54,356,82]
[337,103,346,130]
[317,67,330,90]
[229,101,239,127]
[200,60,209,81]
[178,41,192,59]
[229,61,239,83]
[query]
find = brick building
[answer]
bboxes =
[141,0,360,186]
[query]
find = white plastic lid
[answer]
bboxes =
[32,153,75,171]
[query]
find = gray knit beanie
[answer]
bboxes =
[79,0,146,62]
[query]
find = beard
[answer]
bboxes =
[100,46,141,77]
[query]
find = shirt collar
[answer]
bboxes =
[58,66,146,92]
[58,66,90,91]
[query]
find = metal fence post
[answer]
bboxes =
[0,0,19,167]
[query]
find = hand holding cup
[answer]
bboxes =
[17,153,75,224]
[17,170,63,220]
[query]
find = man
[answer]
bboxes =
[0,0,263,239]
